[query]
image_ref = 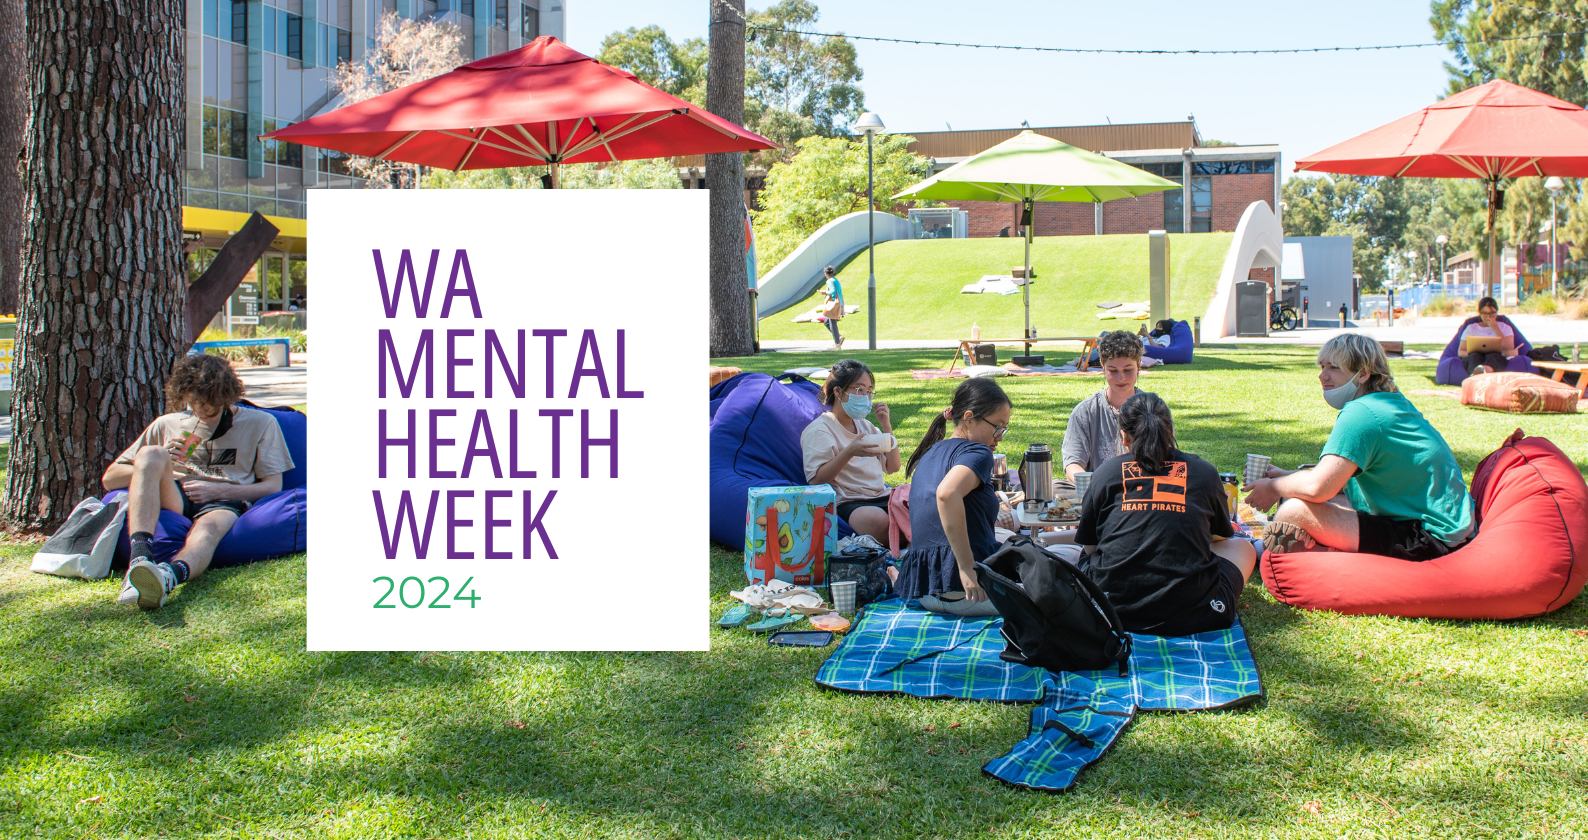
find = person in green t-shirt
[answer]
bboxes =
[1242,334,1474,561]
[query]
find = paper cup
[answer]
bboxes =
[1244,454,1272,487]
[1073,471,1093,500]
[831,580,857,616]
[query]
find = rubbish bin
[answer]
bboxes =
[0,316,15,415]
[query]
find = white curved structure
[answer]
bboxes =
[756,211,915,318]
[1202,201,1284,338]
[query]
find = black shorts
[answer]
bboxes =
[1356,512,1461,562]
[176,481,250,521]
[836,494,891,522]
[1143,558,1245,637]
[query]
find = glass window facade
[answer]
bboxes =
[1192,159,1277,175]
[521,3,538,39]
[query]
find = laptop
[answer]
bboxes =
[1464,335,1504,354]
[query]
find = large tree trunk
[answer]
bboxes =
[0,0,23,316]
[705,0,753,357]
[3,1,187,531]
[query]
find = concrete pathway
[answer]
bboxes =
[759,314,1588,353]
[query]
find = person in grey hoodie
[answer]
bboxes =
[1062,330,1144,481]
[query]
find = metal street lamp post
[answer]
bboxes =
[855,112,886,350]
[1546,176,1565,298]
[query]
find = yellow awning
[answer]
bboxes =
[182,206,307,253]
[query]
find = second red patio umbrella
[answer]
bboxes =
[1296,79,1588,295]
[264,36,775,187]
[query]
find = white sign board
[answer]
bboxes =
[307,189,709,651]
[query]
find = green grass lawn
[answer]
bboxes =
[2,347,1586,838]
[758,232,1233,343]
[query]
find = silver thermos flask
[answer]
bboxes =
[991,453,1008,491]
[1020,444,1054,504]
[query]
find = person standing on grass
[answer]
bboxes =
[1072,392,1256,636]
[1062,331,1144,481]
[801,359,901,545]
[819,265,845,349]
[103,354,295,610]
[1242,334,1473,561]
[895,377,1013,617]
[1456,296,1518,375]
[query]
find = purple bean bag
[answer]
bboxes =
[107,404,306,570]
[708,373,852,548]
[1142,320,1195,364]
[1435,314,1535,386]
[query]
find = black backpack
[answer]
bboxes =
[976,536,1132,675]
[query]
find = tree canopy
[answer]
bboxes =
[596,25,707,106]
[751,134,930,274]
[421,158,684,190]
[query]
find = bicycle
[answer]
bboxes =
[1269,302,1299,331]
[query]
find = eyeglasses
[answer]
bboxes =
[978,416,1009,438]
[843,385,875,397]
[1479,309,1498,316]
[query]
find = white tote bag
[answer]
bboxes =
[30,496,127,580]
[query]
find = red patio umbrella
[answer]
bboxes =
[1295,79,1588,296]
[263,36,775,187]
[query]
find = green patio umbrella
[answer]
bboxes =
[894,130,1181,346]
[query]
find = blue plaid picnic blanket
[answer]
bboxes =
[815,599,1263,792]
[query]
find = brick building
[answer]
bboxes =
[903,121,1281,238]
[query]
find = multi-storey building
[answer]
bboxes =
[180,0,566,315]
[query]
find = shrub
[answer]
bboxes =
[1422,295,1467,317]
[1521,294,1561,315]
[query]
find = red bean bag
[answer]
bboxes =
[1260,431,1588,619]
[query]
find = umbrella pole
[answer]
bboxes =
[550,161,560,189]
[1487,178,1498,300]
[1023,198,1033,354]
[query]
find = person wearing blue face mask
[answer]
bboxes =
[1242,334,1473,561]
[801,359,901,544]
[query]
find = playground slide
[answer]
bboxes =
[756,211,914,319]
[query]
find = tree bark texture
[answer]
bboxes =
[0,0,24,315]
[3,1,187,531]
[705,0,752,357]
[184,212,278,346]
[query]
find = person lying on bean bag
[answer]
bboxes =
[1242,333,1473,561]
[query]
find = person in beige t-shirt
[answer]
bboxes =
[103,354,296,611]
[800,359,901,544]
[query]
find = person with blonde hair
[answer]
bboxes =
[1243,334,1473,561]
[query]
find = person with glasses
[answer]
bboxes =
[895,378,1014,617]
[1457,297,1517,376]
[801,359,900,544]
[1062,331,1145,481]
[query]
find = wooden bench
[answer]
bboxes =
[189,337,292,367]
[950,336,1100,373]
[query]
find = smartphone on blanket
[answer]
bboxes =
[768,631,834,647]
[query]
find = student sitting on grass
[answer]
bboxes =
[895,378,1013,618]
[801,359,901,545]
[1071,392,1256,636]
[1062,330,1144,481]
[104,354,295,610]
[1242,333,1473,561]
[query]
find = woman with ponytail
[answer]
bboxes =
[1072,392,1256,636]
[801,359,900,543]
[896,378,1013,617]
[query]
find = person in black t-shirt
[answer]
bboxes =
[1072,392,1257,636]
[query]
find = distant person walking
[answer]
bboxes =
[820,265,845,349]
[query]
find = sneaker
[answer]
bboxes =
[126,559,177,611]
[1265,520,1315,555]
[115,574,139,606]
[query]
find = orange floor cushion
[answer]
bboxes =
[1260,431,1588,620]
[1462,371,1579,414]
[709,365,744,388]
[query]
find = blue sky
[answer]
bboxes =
[565,0,1456,182]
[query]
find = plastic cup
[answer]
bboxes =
[862,432,896,451]
[831,581,857,616]
[1245,454,1272,487]
[1073,471,1093,500]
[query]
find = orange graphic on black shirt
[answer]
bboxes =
[1121,461,1188,511]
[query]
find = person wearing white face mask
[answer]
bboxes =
[801,359,901,544]
[1242,334,1473,561]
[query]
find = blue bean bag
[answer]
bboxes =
[107,404,307,570]
[709,372,852,548]
[1435,314,1536,385]
[1142,320,1194,364]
